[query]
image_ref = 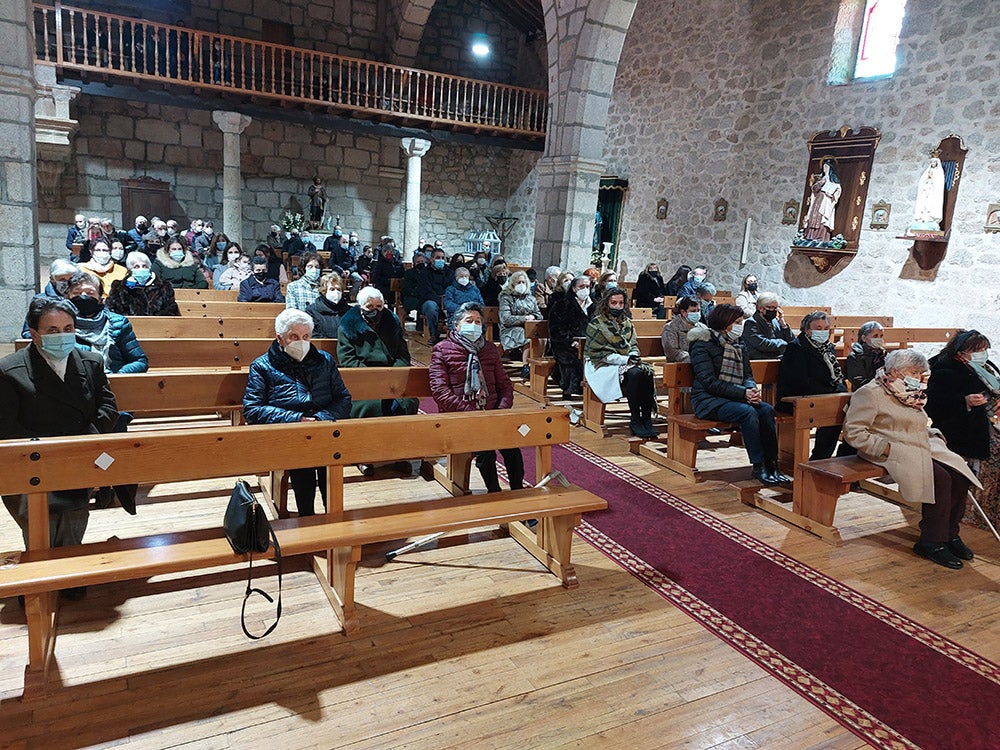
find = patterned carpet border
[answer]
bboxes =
[560,441,1000,687]
[574,518,917,750]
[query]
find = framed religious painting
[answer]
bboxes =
[985,203,1000,233]
[782,200,799,225]
[870,200,891,229]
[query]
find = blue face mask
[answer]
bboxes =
[131,267,151,284]
[809,329,830,344]
[686,312,701,323]
[433,259,446,270]
[216,241,227,251]
[169,250,185,262]
[304,267,321,282]
[40,331,77,360]
[459,323,483,341]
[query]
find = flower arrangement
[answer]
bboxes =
[279,211,305,234]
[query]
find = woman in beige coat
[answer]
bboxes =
[844,349,981,569]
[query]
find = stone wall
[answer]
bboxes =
[602,0,1000,333]
[39,96,513,263]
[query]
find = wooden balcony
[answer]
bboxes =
[33,2,547,141]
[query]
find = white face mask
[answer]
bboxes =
[729,322,745,338]
[457,277,470,287]
[325,289,342,304]
[92,251,111,266]
[514,283,527,295]
[970,350,989,364]
[283,339,310,362]
[575,287,590,300]
[868,337,885,349]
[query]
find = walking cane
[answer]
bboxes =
[968,493,1000,546]
[385,470,570,561]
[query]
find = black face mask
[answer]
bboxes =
[747,283,758,293]
[608,307,626,317]
[763,309,777,322]
[496,275,509,284]
[361,308,382,324]
[137,223,148,233]
[70,295,103,318]
[253,271,268,281]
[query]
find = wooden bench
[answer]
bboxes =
[0,407,606,692]
[632,360,789,480]
[580,336,667,436]
[173,288,239,301]
[739,393,897,544]
[834,326,953,354]
[127,316,277,339]
[179,301,286,318]
[15,338,339,369]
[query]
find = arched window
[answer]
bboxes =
[854,0,907,78]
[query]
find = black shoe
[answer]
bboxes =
[393,460,413,476]
[766,464,792,484]
[629,419,646,438]
[913,541,963,569]
[520,364,531,379]
[947,536,974,561]
[358,464,375,477]
[751,464,782,486]
[707,427,722,435]
[61,586,88,601]
[418,460,436,481]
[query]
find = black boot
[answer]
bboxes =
[640,401,657,438]
[628,401,645,437]
[752,463,781,486]
[476,453,502,493]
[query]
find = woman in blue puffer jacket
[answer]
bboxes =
[64,271,148,374]
[243,308,352,516]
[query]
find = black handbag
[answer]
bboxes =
[223,480,282,639]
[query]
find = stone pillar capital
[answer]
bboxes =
[400,137,432,158]
[212,110,252,135]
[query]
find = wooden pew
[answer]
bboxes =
[835,327,953,353]
[579,336,666,436]
[739,393,893,545]
[633,360,789,480]
[179,301,285,318]
[0,407,606,692]
[173,288,239,301]
[127,316,277,339]
[780,305,833,330]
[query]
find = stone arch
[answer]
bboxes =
[386,0,438,66]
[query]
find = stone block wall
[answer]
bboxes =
[602,0,1000,333]
[39,96,513,264]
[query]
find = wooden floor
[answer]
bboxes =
[2,335,999,749]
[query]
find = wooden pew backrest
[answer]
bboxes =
[178,301,285,318]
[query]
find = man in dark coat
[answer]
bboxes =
[416,247,452,342]
[1,297,119,571]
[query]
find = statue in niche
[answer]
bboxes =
[307,177,327,229]
[910,155,946,231]
[803,159,842,241]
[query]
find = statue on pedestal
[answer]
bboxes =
[803,160,841,241]
[910,155,946,232]
[307,177,327,229]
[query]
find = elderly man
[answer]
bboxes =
[742,292,794,360]
[21,259,79,337]
[534,265,562,314]
[66,213,86,259]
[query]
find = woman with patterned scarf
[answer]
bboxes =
[429,302,525,493]
[776,311,852,460]
[844,349,981,569]
[688,303,788,485]
[584,287,658,438]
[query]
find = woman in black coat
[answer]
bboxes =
[844,321,887,390]
[305,274,350,338]
[775,311,849,460]
[547,277,594,399]
[633,263,667,319]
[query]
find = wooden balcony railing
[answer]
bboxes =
[33,2,547,139]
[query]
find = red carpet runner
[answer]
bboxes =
[532,442,999,750]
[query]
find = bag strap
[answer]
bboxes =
[240,508,282,640]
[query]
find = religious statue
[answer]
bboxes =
[803,160,842,241]
[307,177,327,229]
[910,156,946,231]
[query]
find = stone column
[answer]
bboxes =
[212,110,252,247]
[532,155,605,270]
[400,137,431,255]
[0,0,40,341]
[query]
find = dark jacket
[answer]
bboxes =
[844,342,886,391]
[633,271,666,309]
[416,265,451,304]
[238,276,285,303]
[548,297,594,355]
[775,334,847,412]
[481,276,504,307]
[688,326,755,419]
[106,275,180,316]
[151,247,207,289]
[401,266,422,311]
[337,306,415,419]
[925,354,993,460]
[742,311,794,360]
[372,255,404,300]
[305,295,351,339]
[429,334,513,412]
[242,340,352,424]
[329,243,355,271]
[75,310,148,374]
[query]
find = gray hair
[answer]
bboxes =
[451,301,484,327]
[125,251,150,269]
[274,308,313,338]
[799,310,830,333]
[502,270,530,295]
[885,349,928,373]
[356,287,384,307]
[695,282,716,297]
[858,321,884,341]
[454,265,471,280]
[544,265,561,280]
[49,258,78,277]
[756,292,779,309]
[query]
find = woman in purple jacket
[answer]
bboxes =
[429,302,524,493]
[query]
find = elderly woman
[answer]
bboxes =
[742,292,794,360]
[443,265,484,319]
[634,262,668,319]
[844,349,981,569]
[584,287,658,438]
[548,276,593,399]
[544,271,575,319]
[661,296,702,363]
[533,265,562,314]
[63,271,148,374]
[80,238,128,291]
[285,252,323,310]
[734,273,759,317]
[243,309,352,516]
[106,251,180,316]
[304,273,348,338]
[153,238,207,289]
[498,270,542,378]
[688,304,788,485]
[844,321,887,390]
[429,302,524,493]
[1,297,118,589]
[337,287,417,420]
[776,311,849,459]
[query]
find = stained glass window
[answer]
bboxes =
[854,0,907,79]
